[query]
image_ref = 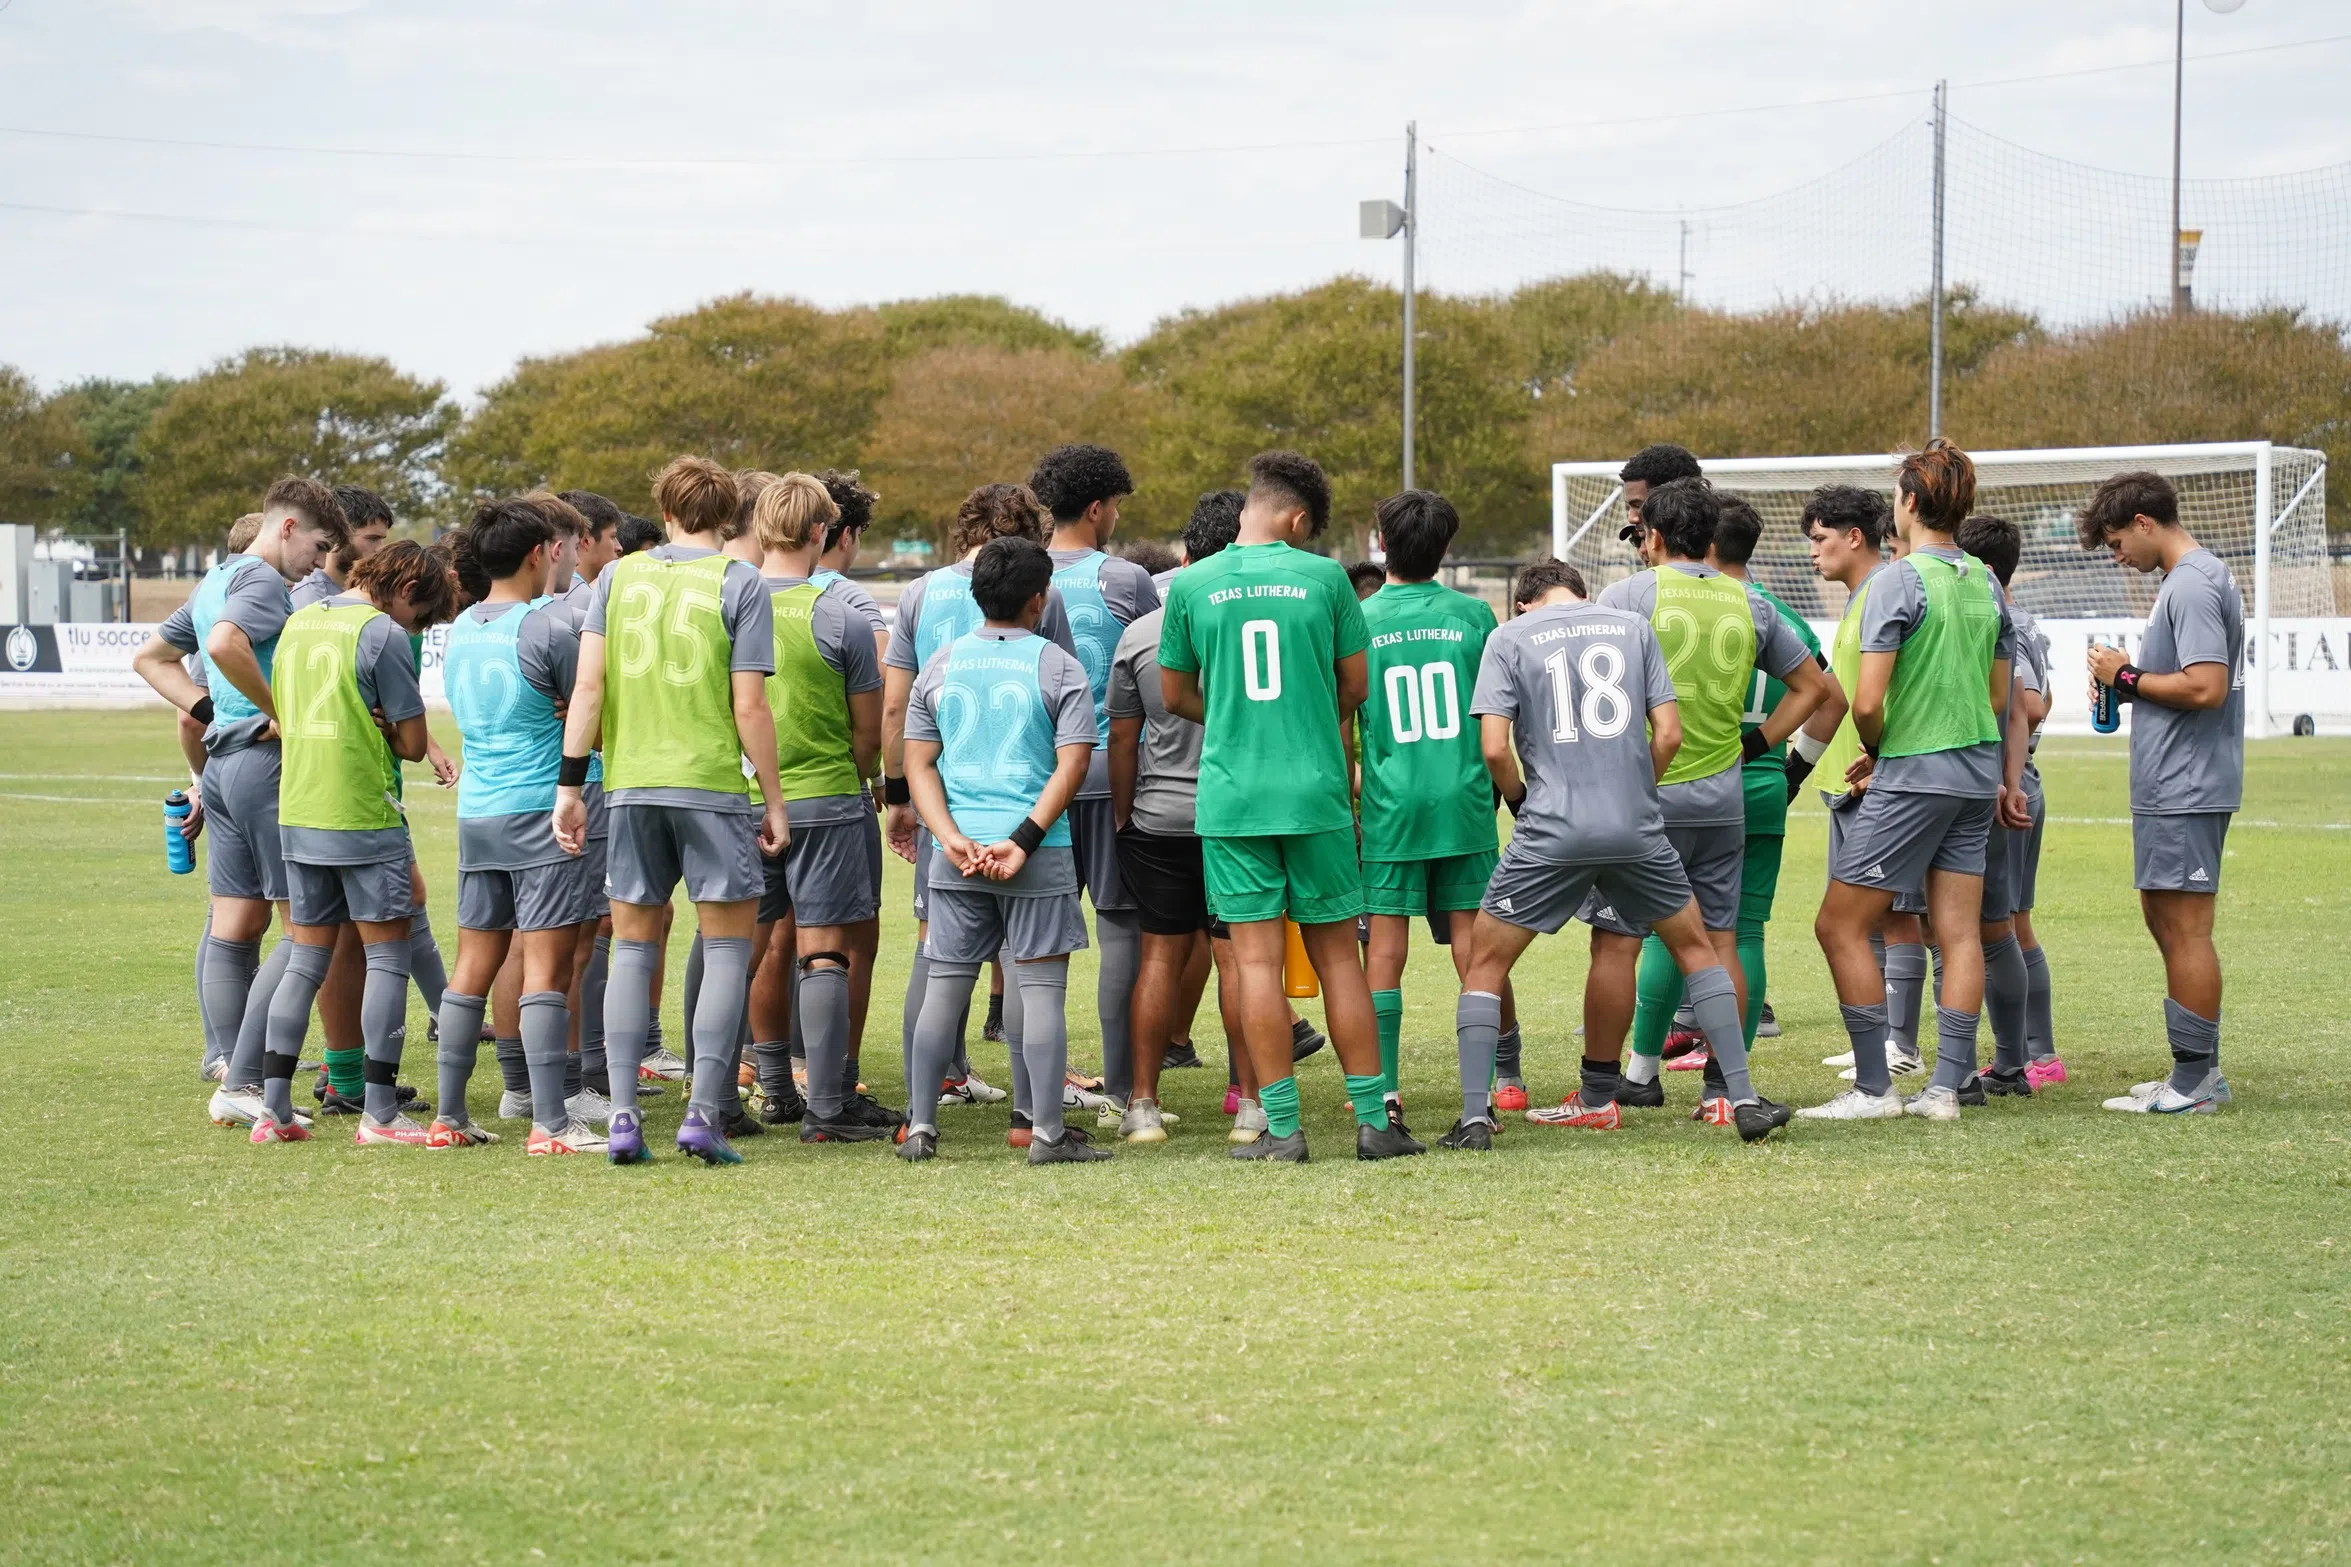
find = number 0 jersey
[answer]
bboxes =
[1358,580,1498,862]
[1158,542,1369,839]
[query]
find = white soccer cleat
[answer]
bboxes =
[1902,1085,1962,1122]
[566,1086,613,1125]
[1839,1044,1924,1082]
[2129,1074,2230,1105]
[959,1071,1007,1104]
[209,1087,312,1129]
[201,1058,228,1083]
[2105,1079,2218,1114]
[1795,1088,1905,1121]
[496,1090,534,1121]
[1229,1098,1268,1143]
[1822,1050,1855,1068]
[1121,1098,1168,1143]
[639,1046,689,1082]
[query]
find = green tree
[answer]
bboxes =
[46,376,178,538]
[0,366,88,527]
[131,349,455,548]
[874,295,1104,360]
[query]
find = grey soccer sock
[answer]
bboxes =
[681,932,704,1061]
[755,1038,792,1102]
[1929,1006,1980,1093]
[800,961,853,1122]
[231,936,294,1091]
[1685,964,1753,1103]
[1841,1001,1892,1096]
[406,912,446,1017]
[2164,998,2220,1094]
[1580,1056,1624,1108]
[1869,930,1886,976]
[1001,946,1029,1118]
[1927,943,1945,1009]
[723,1004,750,1115]
[1883,943,1927,1057]
[360,939,412,1122]
[900,945,928,1093]
[1493,1022,1523,1084]
[564,1049,582,1102]
[1095,909,1142,1103]
[1982,935,2030,1075]
[1456,990,1502,1122]
[199,935,262,1079]
[603,938,659,1117]
[521,990,571,1136]
[494,1036,529,1095]
[436,992,487,1126]
[2021,943,2056,1062]
[907,960,981,1137]
[263,941,335,1123]
[194,914,211,1070]
[687,935,752,1115]
[1015,959,1071,1142]
[581,933,610,1083]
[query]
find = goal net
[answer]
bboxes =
[1548,442,2332,736]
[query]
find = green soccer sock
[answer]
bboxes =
[324,1046,364,1100]
[1259,1075,1302,1139]
[1343,1072,1388,1129]
[1736,927,1768,1049]
[1629,935,1685,1061]
[1371,989,1403,1098]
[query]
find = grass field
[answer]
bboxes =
[2,711,2347,1565]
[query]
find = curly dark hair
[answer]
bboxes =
[1028,443,1134,523]
[949,483,1047,557]
[1247,450,1330,538]
[350,538,457,627]
[1619,443,1702,488]
[814,468,879,551]
[332,484,395,534]
[1640,476,1720,561]
[1513,557,1588,607]
[2076,470,2178,549]
[1181,490,1244,563]
[615,514,664,555]
[1800,484,1890,550]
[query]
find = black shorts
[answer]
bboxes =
[1115,824,1219,937]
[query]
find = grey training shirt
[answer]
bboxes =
[1596,563,1812,826]
[1106,606,1202,836]
[1471,602,1678,863]
[1050,546,1162,799]
[280,594,424,868]
[765,574,884,827]
[455,598,579,872]
[159,553,295,758]
[288,567,338,610]
[2130,547,2244,815]
[883,560,1078,673]
[1859,545,2017,798]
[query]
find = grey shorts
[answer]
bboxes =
[1656,819,1742,931]
[924,885,1090,964]
[2011,785,2045,912]
[606,802,762,906]
[759,817,883,927]
[287,855,414,927]
[583,779,610,843]
[1829,787,1995,896]
[1485,835,1691,937]
[578,830,609,909]
[1068,796,1134,912]
[459,859,595,933]
[912,828,933,924]
[1980,822,2017,924]
[203,744,287,903]
[2134,811,2229,894]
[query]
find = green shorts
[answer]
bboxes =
[1361,849,1498,916]
[1202,827,1365,926]
[1736,832,1784,938]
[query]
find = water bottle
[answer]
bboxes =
[2090,678,2121,734]
[1282,918,1320,999]
[163,790,196,874]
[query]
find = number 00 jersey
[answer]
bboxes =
[1158,541,1369,838]
[1358,580,1498,862]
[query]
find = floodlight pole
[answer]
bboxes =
[1929,79,1947,440]
[2172,0,2187,314]
[1402,120,1418,492]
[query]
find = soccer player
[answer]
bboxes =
[1032,442,1161,1117]
[1159,450,1417,1163]
[553,455,788,1167]
[1598,477,1828,1121]
[745,473,892,1143]
[2078,472,2242,1114]
[427,500,603,1154]
[1803,439,2022,1124]
[257,541,455,1144]
[134,479,347,1130]
[289,484,392,608]
[1450,558,1790,1147]
[1355,489,1504,1134]
[898,536,1107,1164]
[1346,560,1386,601]
[553,490,629,1101]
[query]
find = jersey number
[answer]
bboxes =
[291,640,346,740]
[1383,662,1461,745]
[1241,620,1281,702]
[1543,644,1632,742]
[1657,605,1752,685]
[613,580,721,687]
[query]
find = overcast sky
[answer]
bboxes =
[1,0,2343,399]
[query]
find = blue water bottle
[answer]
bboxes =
[163,790,196,874]
[2090,679,2121,734]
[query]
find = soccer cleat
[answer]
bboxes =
[1664,1046,1710,1072]
[1659,1027,1707,1064]
[938,1073,1005,1107]
[426,1117,498,1148]
[1229,1099,1268,1144]
[2131,1074,2229,1104]
[1733,1098,1793,1143]
[676,1108,743,1165]
[800,1113,894,1143]
[840,1092,907,1129]
[1385,1098,1415,1140]
[1222,1085,1242,1116]
[2105,1078,2219,1114]
[1493,1081,1530,1113]
[201,1057,227,1083]
[1437,1117,1494,1151]
[1121,1098,1168,1143]
[959,1070,1007,1103]
[316,1086,367,1117]
[982,1016,1006,1044]
[528,1119,610,1155]
[249,1115,311,1144]
[1290,1017,1327,1062]
[567,1086,613,1124]
[638,1047,688,1082]
[718,1102,767,1139]
[1357,1121,1426,1160]
[1980,1066,2033,1098]
[737,1057,756,1089]
[1526,1092,1621,1130]
[2023,1055,2069,1090]
[1162,1041,1205,1070]
[210,1087,311,1129]
[354,1112,433,1147]
[1614,1075,1666,1110]
[495,1090,533,1121]
[1822,1049,1855,1068]
[1902,1085,1962,1122]
[1838,1045,1924,1083]
[1956,1074,1988,1108]
[1795,1087,1904,1121]
[605,1108,651,1164]
[1006,1110,1033,1150]
[896,1128,938,1162]
[1233,1129,1307,1162]
[1756,1002,1781,1039]
[1694,1096,1736,1127]
[1062,1070,1113,1112]
[1095,1096,1127,1129]
[1028,1130,1115,1164]
[757,1082,807,1125]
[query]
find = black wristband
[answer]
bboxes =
[882,774,912,806]
[557,754,591,788]
[1783,754,1816,797]
[1505,790,1526,819]
[190,695,215,725]
[1862,741,1881,759]
[1009,817,1047,856]
[1740,728,1769,764]
[2114,663,2145,697]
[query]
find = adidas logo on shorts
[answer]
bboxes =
[1865,862,1888,880]
[1495,896,1516,913]
[2190,866,2209,882]
[1596,906,1618,922]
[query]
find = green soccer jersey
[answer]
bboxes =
[1357,580,1498,862]
[600,551,743,794]
[1739,582,1823,837]
[1159,541,1368,838]
[274,601,403,833]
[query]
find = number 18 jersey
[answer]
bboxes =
[1359,580,1498,861]
[1469,601,1679,863]
[1158,541,1368,838]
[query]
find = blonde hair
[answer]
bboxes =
[227,513,264,552]
[752,472,841,554]
[521,489,589,538]
[651,454,739,536]
[727,470,781,544]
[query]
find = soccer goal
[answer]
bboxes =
[1549,442,2334,738]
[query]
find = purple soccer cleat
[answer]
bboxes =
[606,1108,652,1165]
[675,1107,743,1166]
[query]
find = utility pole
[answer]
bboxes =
[1401,121,1417,491]
[1929,79,1947,439]
[2171,0,2188,313]
[1677,218,1692,302]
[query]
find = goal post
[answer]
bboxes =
[1549,442,2334,738]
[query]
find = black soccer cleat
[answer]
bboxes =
[1956,1073,1989,1108]
[1386,1099,1414,1140]
[315,1085,365,1116]
[757,1083,807,1125]
[841,1092,907,1130]
[1028,1131,1114,1164]
[1233,1129,1309,1162]
[719,1103,767,1139]
[1733,1098,1794,1143]
[1437,1117,1494,1151]
[895,1128,937,1162]
[1290,1017,1327,1063]
[1357,1122,1427,1160]
[1161,1041,1205,1070]
[1981,1066,2033,1097]
[1615,1076,1666,1109]
[800,1117,895,1144]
